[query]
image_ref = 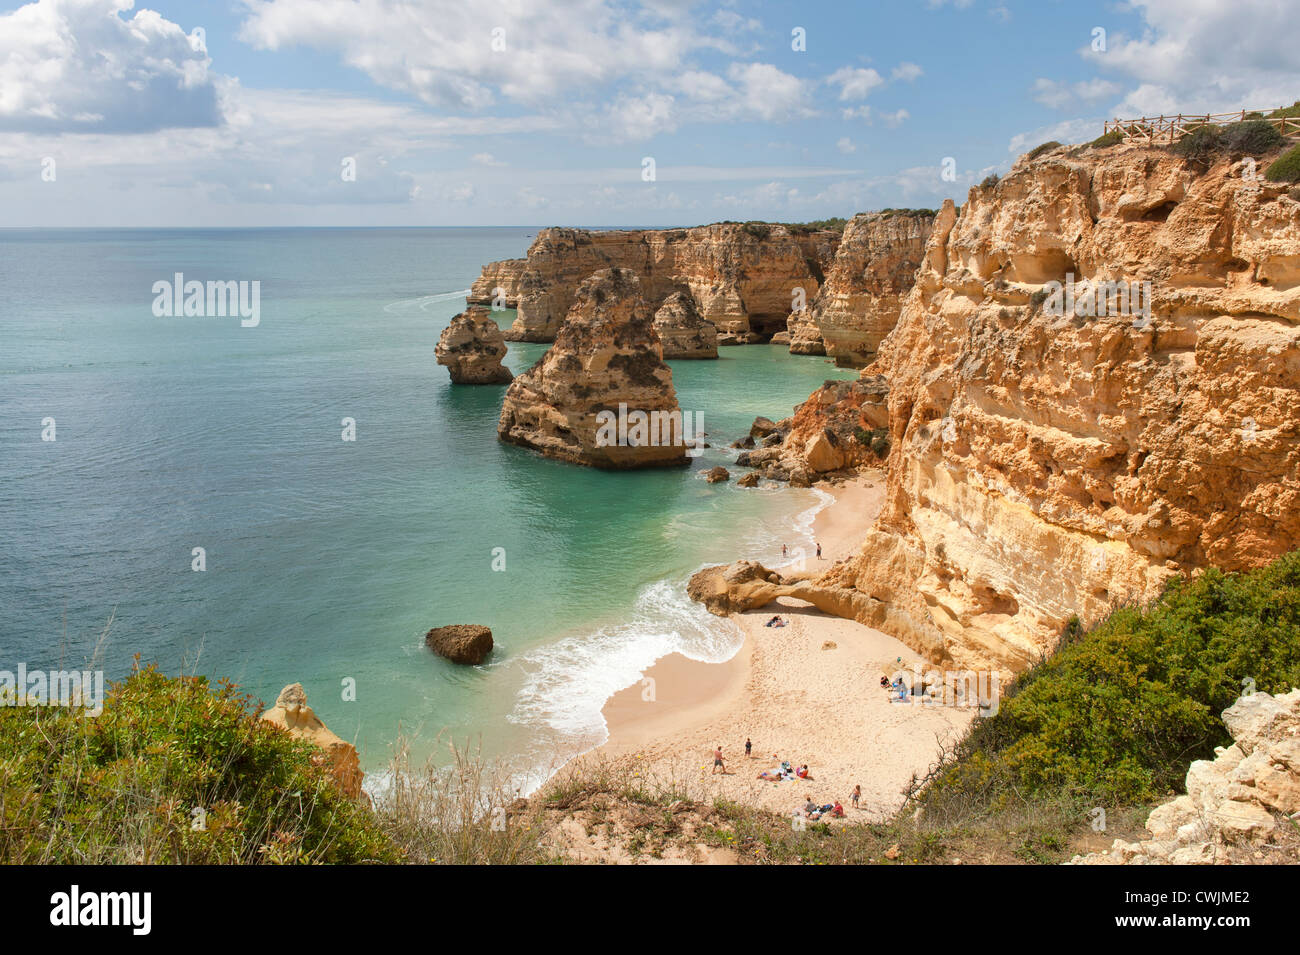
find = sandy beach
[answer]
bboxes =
[589,472,976,820]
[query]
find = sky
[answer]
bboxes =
[1,0,1296,227]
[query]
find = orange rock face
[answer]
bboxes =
[497,268,690,469]
[470,223,840,343]
[806,211,935,367]
[801,142,1300,672]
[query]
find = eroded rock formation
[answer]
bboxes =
[653,291,718,358]
[809,211,935,367]
[467,258,526,308]
[435,306,513,384]
[260,684,364,800]
[471,223,839,343]
[796,141,1300,672]
[497,268,688,468]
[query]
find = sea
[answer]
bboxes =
[0,227,855,787]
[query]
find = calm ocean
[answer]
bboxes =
[0,227,854,783]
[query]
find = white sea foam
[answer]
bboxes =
[508,484,836,794]
[382,289,473,314]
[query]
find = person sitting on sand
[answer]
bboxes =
[803,795,818,817]
[830,801,845,818]
[879,675,891,689]
[795,764,810,779]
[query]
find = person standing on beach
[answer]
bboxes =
[816,541,822,559]
[712,746,727,775]
[851,785,861,810]
[745,738,752,758]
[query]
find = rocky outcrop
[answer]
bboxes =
[425,624,494,665]
[808,211,935,367]
[260,684,364,800]
[497,268,688,468]
[472,223,839,343]
[779,375,892,472]
[686,560,951,661]
[806,140,1300,672]
[653,291,718,359]
[1072,689,1300,865]
[703,466,730,483]
[467,258,526,308]
[435,306,513,384]
[787,306,825,354]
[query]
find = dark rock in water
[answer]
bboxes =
[704,466,730,483]
[736,451,754,467]
[737,471,760,488]
[750,416,778,439]
[762,432,783,447]
[426,624,494,665]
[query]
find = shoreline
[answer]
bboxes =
[573,471,975,819]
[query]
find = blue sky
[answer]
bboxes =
[1,0,1295,227]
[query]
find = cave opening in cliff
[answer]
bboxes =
[748,313,788,341]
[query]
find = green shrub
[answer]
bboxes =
[918,551,1300,813]
[1220,119,1286,155]
[1270,100,1300,120]
[980,173,1000,190]
[0,664,400,864]
[1173,120,1285,163]
[1265,144,1300,183]
[1089,129,1125,149]
[1026,141,1062,161]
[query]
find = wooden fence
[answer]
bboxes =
[1103,109,1300,145]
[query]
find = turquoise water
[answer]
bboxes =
[0,228,855,782]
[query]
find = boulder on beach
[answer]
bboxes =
[426,624,495,665]
[704,466,730,483]
[737,471,760,488]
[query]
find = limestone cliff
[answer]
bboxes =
[471,223,839,343]
[435,306,513,384]
[653,290,718,358]
[497,268,688,468]
[810,211,935,367]
[811,141,1300,672]
[467,258,526,308]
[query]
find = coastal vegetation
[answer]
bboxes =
[0,663,399,864]
[11,551,1295,864]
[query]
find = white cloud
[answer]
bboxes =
[725,63,814,121]
[238,0,723,110]
[0,0,223,132]
[1086,0,1300,116]
[891,62,924,83]
[826,66,885,102]
[836,136,856,154]
[1031,78,1121,110]
[471,152,505,166]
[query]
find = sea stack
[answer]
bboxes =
[435,306,513,384]
[497,267,689,469]
[653,291,718,359]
